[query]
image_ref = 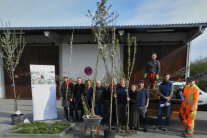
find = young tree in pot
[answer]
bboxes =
[86,0,116,118]
[86,1,118,137]
[0,27,26,124]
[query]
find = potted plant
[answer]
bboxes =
[0,25,26,124]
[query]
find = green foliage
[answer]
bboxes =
[190,57,207,90]
[190,57,207,75]
[13,121,71,134]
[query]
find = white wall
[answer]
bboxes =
[59,44,124,81]
[0,49,5,98]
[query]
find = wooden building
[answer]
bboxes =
[0,23,206,99]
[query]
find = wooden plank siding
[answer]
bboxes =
[124,44,187,84]
[4,46,59,99]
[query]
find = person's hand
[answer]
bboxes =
[114,94,117,98]
[60,97,63,100]
[165,96,170,101]
[156,74,159,80]
[144,73,147,79]
[167,97,171,101]
[145,105,148,108]
[164,102,168,107]
[70,98,73,102]
[127,97,130,102]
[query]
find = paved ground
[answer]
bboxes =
[0,99,207,138]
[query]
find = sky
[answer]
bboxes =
[0,0,206,61]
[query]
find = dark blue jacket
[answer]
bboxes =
[116,86,128,105]
[138,88,149,107]
[159,81,174,103]
[84,86,93,101]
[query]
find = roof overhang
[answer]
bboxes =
[0,22,206,45]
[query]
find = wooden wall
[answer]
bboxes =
[4,46,59,99]
[124,44,187,84]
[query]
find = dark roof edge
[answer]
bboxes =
[0,22,207,30]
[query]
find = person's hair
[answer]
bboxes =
[86,79,91,83]
[120,79,125,83]
[152,52,157,55]
[77,77,81,80]
[96,80,101,84]
[164,73,171,77]
[131,84,138,90]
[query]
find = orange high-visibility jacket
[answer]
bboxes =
[181,84,200,112]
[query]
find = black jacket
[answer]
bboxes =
[146,59,160,74]
[95,86,107,105]
[60,82,74,100]
[129,90,140,111]
[60,82,74,107]
[74,84,85,101]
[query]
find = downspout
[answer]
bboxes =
[185,25,203,79]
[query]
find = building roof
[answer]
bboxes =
[0,22,206,44]
[0,22,207,30]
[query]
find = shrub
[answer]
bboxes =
[13,121,71,134]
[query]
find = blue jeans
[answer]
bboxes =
[158,101,171,126]
[95,104,105,122]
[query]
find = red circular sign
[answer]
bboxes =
[84,67,93,76]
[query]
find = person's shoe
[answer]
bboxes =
[130,127,135,130]
[69,117,74,123]
[184,133,193,137]
[183,130,187,135]
[79,118,84,122]
[156,126,161,131]
[135,127,140,131]
[122,125,126,130]
[163,126,168,132]
[144,125,148,132]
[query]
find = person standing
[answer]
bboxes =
[60,77,74,121]
[144,52,160,89]
[127,84,139,130]
[137,80,149,132]
[84,79,93,109]
[180,77,200,137]
[107,78,120,126]
[157,74,174,131]
[74,77,85,122]
[114,79,127,130]
[95,80,107,125]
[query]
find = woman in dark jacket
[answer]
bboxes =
[60,77,74,121]
[84,80,93,109]
[127,84,140,130]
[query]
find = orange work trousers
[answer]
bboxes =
[180,107,196,135]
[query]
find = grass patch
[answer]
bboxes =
[13,121,71,134]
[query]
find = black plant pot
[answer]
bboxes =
[11,114,24,125]
[104,129,115,138]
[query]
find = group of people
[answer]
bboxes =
[59,52,200,137]
[60,77,149,131]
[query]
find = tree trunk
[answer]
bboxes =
[126,84,129,131]
[102,56,111,81]
[109,56,114,131]
[91,51,100,116]
[12,72,18,112]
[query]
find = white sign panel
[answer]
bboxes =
[30,65,57,121]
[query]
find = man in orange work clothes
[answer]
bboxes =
[179,77,200,137]
[144,52,160,89]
